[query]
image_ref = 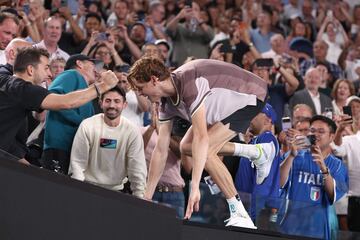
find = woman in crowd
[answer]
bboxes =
[331,79,355,116]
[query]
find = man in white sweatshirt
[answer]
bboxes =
[69,86,147,198]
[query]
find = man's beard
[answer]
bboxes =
[105,108,120,120]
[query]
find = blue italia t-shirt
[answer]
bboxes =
[280,151,348,240]
[235,131,281,221]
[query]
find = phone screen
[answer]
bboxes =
[96,32,108,41]
[282,117,291,131]
[23,4,30,15]
[307,134,316,146]
[343,106,352,117]
[255,58,274,68]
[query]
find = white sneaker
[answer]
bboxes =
[225,213,257,229]
[253,143,276,185]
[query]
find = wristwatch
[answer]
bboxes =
[248,42,254,48]
[321,167,330,175]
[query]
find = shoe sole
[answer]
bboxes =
[256,142,276,184]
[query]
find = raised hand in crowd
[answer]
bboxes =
[81,31,100,55]
[76,2,87,22]
[18,10,41,43]
[334,115,354,142]
[166,6,192,32]
[102,33,125,66]
[126,11,139,26]
[116,24,142,60]
[116,24,129,40]
[59,6,85,42]
[28,1,48,36]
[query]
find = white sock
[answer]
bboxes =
[233,143,261,159]
[226,197,248,218]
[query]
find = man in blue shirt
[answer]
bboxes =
[43,54,103,174]
[279,115,348,239]
[235,103,281,225]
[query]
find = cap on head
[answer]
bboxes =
[346,95,360,106]
[65,54,103,70]
[1,8,22,19]
[261,103,277,124]
[155,39,170,50]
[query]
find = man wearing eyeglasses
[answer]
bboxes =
[279,115,348,239]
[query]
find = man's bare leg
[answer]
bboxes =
[180,122,255,228]
[180,123,240,198]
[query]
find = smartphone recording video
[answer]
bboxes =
[282,54,293,64]
[281,117,291,131]
[23,4,30,15]
[343,106,352,117]
[254,58,274,68]
[185,0,192,7]
[137,11,146,21]
[306,134,316,146]
[96,32,109,41]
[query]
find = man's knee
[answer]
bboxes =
[204,153,218,171]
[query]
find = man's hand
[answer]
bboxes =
[143,190,153,201]
[336,115,353,132]
[18,158,30,165]
[184,186,201,219]
[289,134,308,156]
[178,6,192,20]
[99,71,119,91]
[58,6,72,20]
[311,145,327,172]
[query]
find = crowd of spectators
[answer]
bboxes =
[1,0,360,239]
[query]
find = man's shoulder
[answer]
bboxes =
[121,117,141,132]
[78,114,102,132]
[326,154,343,164]
[292,88,307,97]
[0,64,13,75]
[319,91,332,102]
[0,73,13,83]
[50,70,85,89]
[0,75,30,88]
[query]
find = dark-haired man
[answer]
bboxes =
[69,86,147,197]
[280,115,348,239]
[0,48,118,163]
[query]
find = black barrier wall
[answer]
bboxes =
[0,155,316,240]
[0,157,181,240]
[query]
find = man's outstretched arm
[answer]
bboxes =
[185,104,209,219]
[144,120,173,200]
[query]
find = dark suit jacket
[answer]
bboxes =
[288,89,332,116]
